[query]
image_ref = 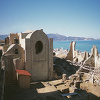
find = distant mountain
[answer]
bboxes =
[47,33,96,41]
[0,35,8,40]
[0,33,98,41]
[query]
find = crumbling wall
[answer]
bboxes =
[9,33,19,45]
[66,42,100,68]
[5,37,9,45]
[84,46,98,67]
[95,57,100,68]
[2,55,18,85]
[75,52,89,63]
[84,55,95,67]
[66,41,89,64]
[2,44,25,85]
[66,41,76,61]
[4,44,25,55]
[74,51,84,63]
[2,54,25,85]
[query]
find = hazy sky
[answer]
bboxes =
[0,0,100,39]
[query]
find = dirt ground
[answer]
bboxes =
[3,79,100,100]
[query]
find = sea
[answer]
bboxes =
[53,40,100,54]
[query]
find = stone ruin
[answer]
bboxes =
[1,37,100,100]
[66,41,100,68]
[66,41,76,61]
[65,41,100,86]
[1,29,53,85]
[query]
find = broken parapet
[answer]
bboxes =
[66,41,76,61]
[83,45,98,67]
[66,41,89,64]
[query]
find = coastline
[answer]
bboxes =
[53,40,100,53]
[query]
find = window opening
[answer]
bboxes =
[14,38,19,44]
[15,49,18,54]
[35,41,43,54]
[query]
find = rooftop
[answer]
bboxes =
[16,69,31,76]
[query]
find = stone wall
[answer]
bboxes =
[66,41,76,61]
[3,55,18,85]
[95,57,100,68]
[2,53,25,85]
[13,54,25,70]
[83,46,98,67]
[18,33,30,49]
[25,30,53,81]
[2,44,25,85]
[5,37,9,45]
[66,42,100,69]
[9,33,19,45]
[3,44,10,53]
[66,41,89,63]
[48,38,53,80]
[74,51,89,63]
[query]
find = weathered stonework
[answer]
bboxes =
[83,45,98,67]
[66,41,89,63]
[66,42,100,70]
[2,44,25,84]
[5,37,9,45]
[1,29,53,85]
[25,30,53,81]
[66,41,76,61]
[9,33,19,45]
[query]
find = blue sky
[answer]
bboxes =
[0,0,100,39]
